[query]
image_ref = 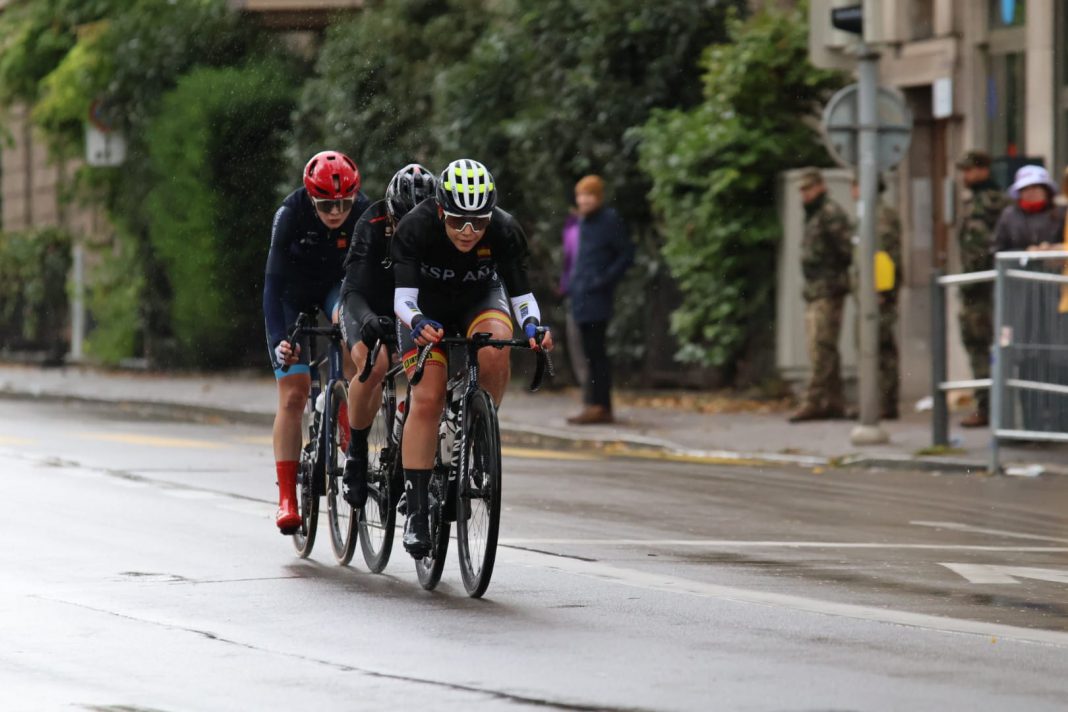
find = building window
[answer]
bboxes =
[990,0,1026,29]
[987,52,1026,158]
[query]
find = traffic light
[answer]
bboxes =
[831,4,863,35]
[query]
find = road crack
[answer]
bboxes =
[36,596,651,712]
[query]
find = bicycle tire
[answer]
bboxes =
[359,382,398,573]
[325,380,358,565]
[456,389,502,597]
[414,461,451,590]
[292,402,320,558]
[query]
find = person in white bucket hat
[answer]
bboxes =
[994,164,1065,253]
[1007,164,1059,200]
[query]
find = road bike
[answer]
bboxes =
[282,309,356,563]
[406,330,552,597]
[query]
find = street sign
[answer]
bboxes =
[85,123,126,167]
[85,98,125,167]
[820,83,912,171]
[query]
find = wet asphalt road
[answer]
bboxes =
[2,398,1068,711]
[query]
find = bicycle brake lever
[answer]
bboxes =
[409,343,434,386]
[357,339,380,383]
[279,313,309,374]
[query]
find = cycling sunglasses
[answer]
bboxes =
[311,196,356,214]
[443,212,492,233]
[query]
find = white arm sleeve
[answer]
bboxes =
[394,287,423,328]
[509,292,542,327]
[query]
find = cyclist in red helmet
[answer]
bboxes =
[263,150,371,534]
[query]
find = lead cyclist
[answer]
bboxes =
[390,159,554,558]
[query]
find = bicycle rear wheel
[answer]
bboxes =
[325,380,358,565]
[456,389,502,597]
[414,462,451,590]
[292,402,320,558]
[359,382,398,573]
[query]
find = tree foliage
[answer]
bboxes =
[637,6,845,373]
[297,0,742,370]
[0,0,287,365]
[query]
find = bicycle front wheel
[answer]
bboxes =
[456,389,502,597]
[325,380,358,565]
[359,381,397,573]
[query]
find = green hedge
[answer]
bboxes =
[0,227,71,353]
[144,60,295,367]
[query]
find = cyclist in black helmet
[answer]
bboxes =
[338,164,437,508]
[391,158,554,558]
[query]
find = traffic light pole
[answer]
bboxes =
[850,43,888,446]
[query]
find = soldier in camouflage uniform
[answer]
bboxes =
[791,169,853,422]
[876,195,903,419]
[851,177,904,419]
[955,151,1010,427]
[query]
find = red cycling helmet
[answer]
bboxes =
[303,151,361,199]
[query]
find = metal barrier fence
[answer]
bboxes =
[932,251,1068,472]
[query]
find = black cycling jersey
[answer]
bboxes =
[263,186,371,346]
[339,199,395,346]
[391,200,533,300]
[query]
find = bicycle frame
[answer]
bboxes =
[285,309,348,487]
[412,331,553,500]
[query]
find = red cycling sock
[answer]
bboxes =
[276,460,298,484]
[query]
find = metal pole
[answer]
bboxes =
[70,237,85,362]
[931,269,948,446]
[850,43,889,446]
[989,256,1006,474]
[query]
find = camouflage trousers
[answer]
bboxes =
[803,295,845,411]
[879,293,899,415]
[959,286,992,416]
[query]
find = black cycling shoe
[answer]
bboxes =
[403,513,431,559]
[341,450,368,508]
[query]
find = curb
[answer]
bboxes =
[0,388,1017,474]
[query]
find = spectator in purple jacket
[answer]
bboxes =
[559,210,587,385]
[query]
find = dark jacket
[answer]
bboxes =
[569,206,634,324]
[993,203,1067,254]
[262,187,371,347]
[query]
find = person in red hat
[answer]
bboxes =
[263,151,370,534]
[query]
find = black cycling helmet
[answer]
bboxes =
[386,163,437,221]
[436,159,497,216]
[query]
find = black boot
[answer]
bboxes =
[402,469,431,559]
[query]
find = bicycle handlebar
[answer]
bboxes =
[279,310,342,373]
[408,329,554,392]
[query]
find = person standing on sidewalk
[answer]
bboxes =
[558,210,588,386]
[791,169,852,423]
[850,177,903,420]
[567,175,634,425]
[954,151,1011,428]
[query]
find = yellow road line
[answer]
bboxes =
[0,435,35,446]
[501,446,597,461]
[76,432,227,450]
[233,436,273,445]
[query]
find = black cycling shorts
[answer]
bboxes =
[397,284,513,375]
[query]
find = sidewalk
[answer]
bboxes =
[2,362,1066,475]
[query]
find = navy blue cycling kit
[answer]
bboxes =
[263,186,371,376]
